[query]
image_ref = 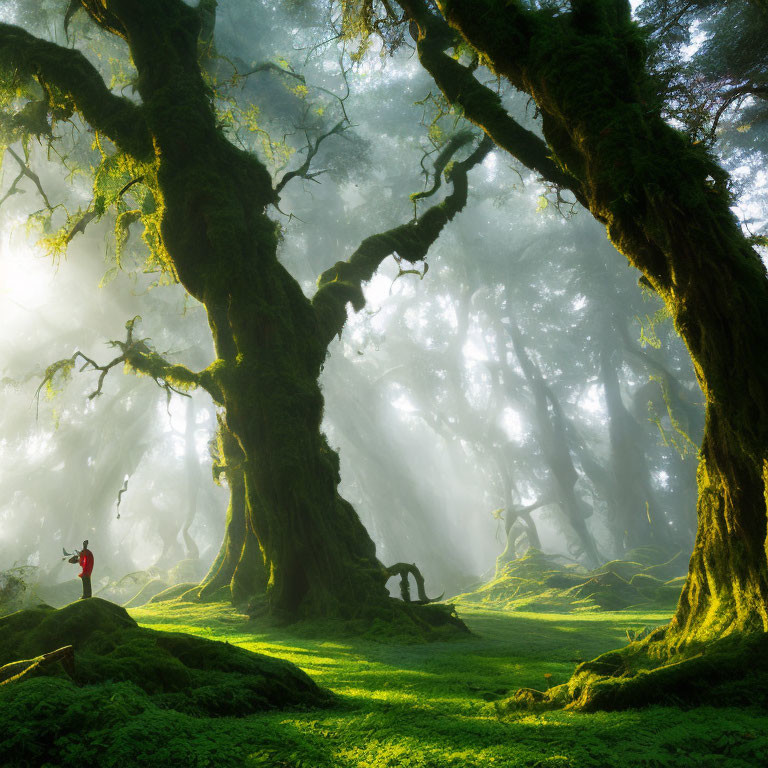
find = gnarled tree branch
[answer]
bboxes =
[0,21,152,160]
[384,562,444,604]
[37,317,222,413]
[312,132,492,345]
[396,0,585,204]
[708,82,768,140]
[0,645,75,686]
[0,147,54,210]
[275,119,348,195]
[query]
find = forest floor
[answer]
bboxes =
[119,600,768,768]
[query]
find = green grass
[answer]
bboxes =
[115,600,768,768]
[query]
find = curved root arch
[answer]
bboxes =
[384,562,444,604]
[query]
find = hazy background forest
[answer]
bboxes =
[3,1,768,766]
[0,0,761,609]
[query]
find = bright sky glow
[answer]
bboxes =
[501,407,525,443]
[681,23,706,62]
[391,392,418,414]
[0,235,54,313]
[363,272,395,308]
[578,383,605,415]
[160,396,212,461]
[462,335,488,362]
[571,294,587,312]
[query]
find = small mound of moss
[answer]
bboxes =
[0,598,329,717]
[456,548,685,613]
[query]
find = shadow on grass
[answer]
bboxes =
[56,600,761,768]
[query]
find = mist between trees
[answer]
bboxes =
[0,0,759,627]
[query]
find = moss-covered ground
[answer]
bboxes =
[3,598,760,768]
[457,549,687,614]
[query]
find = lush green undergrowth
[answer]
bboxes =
[456,548,687,614]
[0,599,328,767]
[2,597,762,768]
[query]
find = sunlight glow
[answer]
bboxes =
[391,393,418,414]
[363,272,395,308]
[501,407,525,444]
[578,383,605,415]
[0,237,54,312]
[462,337,487,361]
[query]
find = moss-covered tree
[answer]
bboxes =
[0,0,488,620]
[366,0,768,700]
[198,415,266,604]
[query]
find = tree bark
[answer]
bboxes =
[198,415,264,600]
[435,0,768,644]
[0,0,487,620]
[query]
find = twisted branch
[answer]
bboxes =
[384,562,444,604]
[275,119,348,195]
[0,147,54,210]
[312,132,492,345]
[36,317,222,415]
[708,82,768,140]
[396,0,584,204]
[0,22,152,160]
[0,645,75,686]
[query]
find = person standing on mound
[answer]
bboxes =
[68,540,94,599]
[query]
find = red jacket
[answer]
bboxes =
[79,549,94,578]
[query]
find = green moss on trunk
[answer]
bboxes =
[441,0,768,652]
[198,418,257,601]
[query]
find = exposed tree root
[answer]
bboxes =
[383,562,444,604]
[241,594,470,643]
[503,628,768,713]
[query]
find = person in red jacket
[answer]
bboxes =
[68,540,94,599]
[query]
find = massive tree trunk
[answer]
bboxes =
[400,0,768,648]
[111,1,388,618]
[0,0,487,621]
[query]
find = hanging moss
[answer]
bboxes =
[0,22,152,159]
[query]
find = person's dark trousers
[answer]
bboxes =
[81,575,92,599]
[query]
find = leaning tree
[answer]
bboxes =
[343,0,768,702]
[0,0,490,621]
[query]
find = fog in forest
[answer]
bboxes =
[5,0,755,607]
